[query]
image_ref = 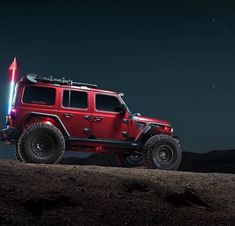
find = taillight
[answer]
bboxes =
[6,108,16,126]
[9,108,16,119]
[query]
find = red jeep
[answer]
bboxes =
[0,74,181,170]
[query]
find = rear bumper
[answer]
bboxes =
[0,127,20,142]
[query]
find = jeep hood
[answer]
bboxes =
[133,115,171,126]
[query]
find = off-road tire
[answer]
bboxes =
[117,153,143,168]
[143,134,181,170]
[17,123,65,164]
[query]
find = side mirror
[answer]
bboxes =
[132,113,141,117]
[115,104,127,115]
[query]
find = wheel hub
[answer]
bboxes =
[153,145,173,165]
[32,136,53,157]
[159,150,168,160]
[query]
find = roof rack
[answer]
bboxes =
[26,74,98,88]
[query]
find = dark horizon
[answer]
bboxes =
[1,1,235,155]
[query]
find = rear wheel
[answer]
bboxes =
[17,123,65,164]
[15,144,23,162]
[143,134,181,170]
[117,153,143,167]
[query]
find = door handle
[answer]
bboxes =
[94,116,103,122]
[83,128,90,133]
[63,113,73,118]
[84,115,91,120]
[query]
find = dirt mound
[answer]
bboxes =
[0,160,234,225]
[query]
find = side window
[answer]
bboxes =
[23,86,56,105]
[96,94,121,112]
[63,90,88,109]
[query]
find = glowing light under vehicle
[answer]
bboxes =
[8,58,17,114]
[44,121,52,125]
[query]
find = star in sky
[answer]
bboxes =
[223,94,228,98]
[116,2,129,8]
[211,18,216,23]
[192,89,197,96]
[193,104,198,109]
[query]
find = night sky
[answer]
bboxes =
[1,1,235,157]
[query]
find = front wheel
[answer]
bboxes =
[143,134,182,170]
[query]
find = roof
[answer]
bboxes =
[21,74,117,95]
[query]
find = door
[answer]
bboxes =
[59,89,91,138]
[91,92,129,141]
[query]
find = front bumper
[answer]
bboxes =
[0,127,20,142]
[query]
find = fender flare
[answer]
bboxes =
[23,112,70,137]
[135,122,170,144]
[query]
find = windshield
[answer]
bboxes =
[118,94,132,114]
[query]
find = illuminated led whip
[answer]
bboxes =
[8,57,17,114]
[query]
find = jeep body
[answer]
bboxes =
[0,74,181,169]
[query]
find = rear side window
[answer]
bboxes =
[63,90,88,109]
[23,86,56,105]
[96,94,121,112]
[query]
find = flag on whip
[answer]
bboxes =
[8,57,17,114]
